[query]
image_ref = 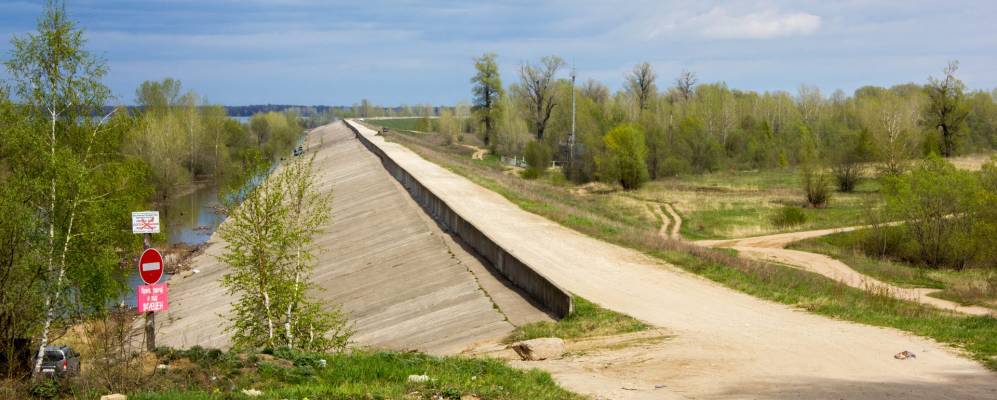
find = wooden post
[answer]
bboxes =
[143,232,155,352]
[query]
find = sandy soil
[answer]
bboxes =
[460,144,487,160]
[349,119,997,399]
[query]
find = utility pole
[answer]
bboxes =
[569,65,576,171]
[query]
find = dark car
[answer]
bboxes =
[293,145,304,156]
[40,346,80,377]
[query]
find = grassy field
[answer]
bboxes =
[636,170,881,239]
[16,348,579,400]
[368,117,435,133]
[791,230,997,309]
[376,126,997,371]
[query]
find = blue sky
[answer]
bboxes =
[1,0,995,106]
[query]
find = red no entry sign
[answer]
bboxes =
[138,248,164,285]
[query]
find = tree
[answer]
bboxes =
[625,62,657,111]
[925,61,970,157]
[218,156,350,351]
[856,89,922,175]
[4,1,150,375]
[597,124,649,190]
[674,70,697,102]
[471,53,503,145]
[518,56,564,140]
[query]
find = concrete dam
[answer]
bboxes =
[156,121,552,354]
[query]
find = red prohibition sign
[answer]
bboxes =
[138,248,164,285]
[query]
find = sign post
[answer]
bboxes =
[132,211,162,352]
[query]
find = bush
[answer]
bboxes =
[596,124,649,190]
[883,156,980,268]
[522,140,551,179]
[802,167,832,208]
[770,206,807,227]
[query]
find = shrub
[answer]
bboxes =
[522,140,551,179]
[770,206,807,227]
[596,124,649,190]
[883,156,980,268]
[802,166,832,208]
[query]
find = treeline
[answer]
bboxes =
[126,78,305,198]
[454,54,996,188]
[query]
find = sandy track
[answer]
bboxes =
[697,229,995,316]
[348,119,997,399]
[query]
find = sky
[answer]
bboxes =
[0,0,995,106]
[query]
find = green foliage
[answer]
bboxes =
[597,123,649,190]
[522,140,551,179]
[130,349,580,400]
[218,156,350,352]
[924,62,970,157]
[882,156,980,268]
[3,0,152,376]
[802,166,833,208]
[831,129,875,192]
[506,297,647,342]
[770,206,807,227]
[471,53,503,145]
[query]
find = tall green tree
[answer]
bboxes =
[4,1,149,375]
[925,61,970,157]
[471,53,503,146]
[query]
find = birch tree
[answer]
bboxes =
[4,0,149,376]
[471,53,503,145]
[625,62,657,112]
[218,156,349,351]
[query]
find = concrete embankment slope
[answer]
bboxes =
[156,121,549,354]
[346,119,997,399]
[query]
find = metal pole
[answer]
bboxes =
[143,232,155,352]
[569,66,576,171]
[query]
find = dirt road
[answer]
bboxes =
[697,229,996,316]
[350,119,997,399]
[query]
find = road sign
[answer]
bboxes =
[138,248,164,285]
[136,284,168,313]
[132,211,160,234]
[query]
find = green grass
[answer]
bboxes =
[505,297,648,343]
[128,350,580,400]
[381,131,997,371]
[369,117,435,133]
[791,230,997,308]
[637,169,881,239]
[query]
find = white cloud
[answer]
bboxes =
[693,7,821,39]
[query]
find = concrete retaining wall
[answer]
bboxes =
[344,120,574,319]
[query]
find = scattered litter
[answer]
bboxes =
[622,387,637,391]
[408,374,430,383]
[192,269,200,274]
[894,350,917,360]
[318,359,327,368]
[654,384,667,389]
[155,364,169,371]
[471,375,477,381]
[241,388,262,397]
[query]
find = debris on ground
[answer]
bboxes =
[241,388,262,396]
[100,395,127,400]
[894,350,917,360]
[407,374,430,383]
[509,337,565,361]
